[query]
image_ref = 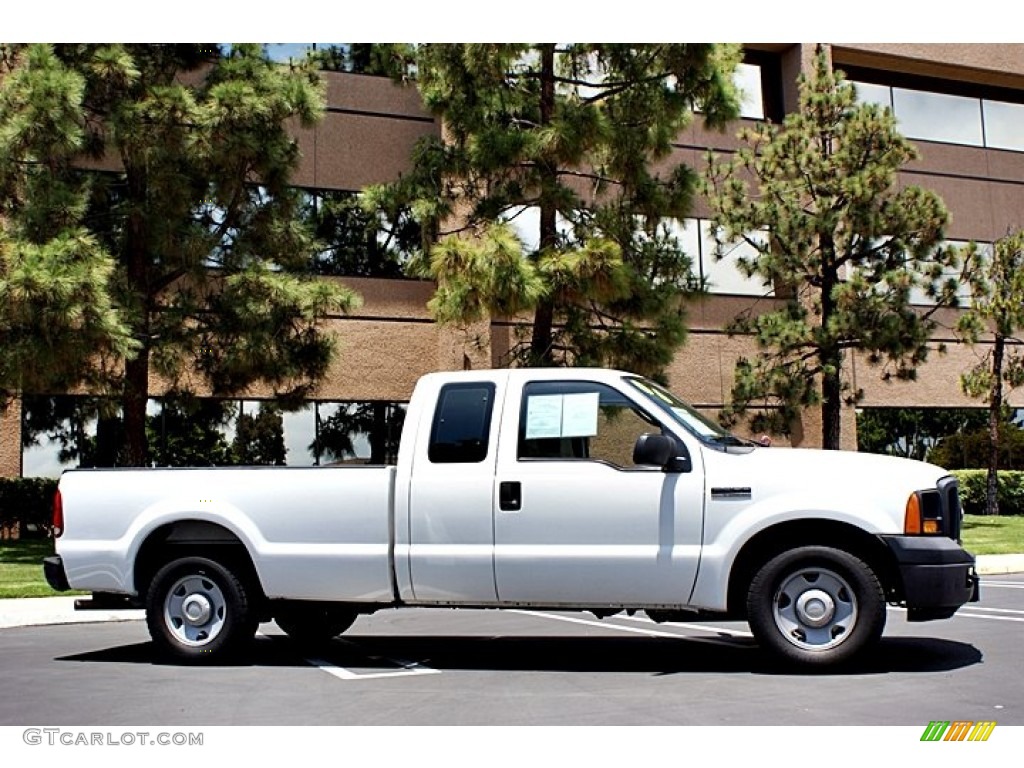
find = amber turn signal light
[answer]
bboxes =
[904,492,922,535]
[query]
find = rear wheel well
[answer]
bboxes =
[727,520,899,619]
[134,521,264,610]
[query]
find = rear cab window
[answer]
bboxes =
[428,383,496,463]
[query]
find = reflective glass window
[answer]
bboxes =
[908,240,980,307]
[852,81,892,109]
[735,63,765,120]
[892,88,983,146]
[983,99,1024,152]
[699,221,773,296]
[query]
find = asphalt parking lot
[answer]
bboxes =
[0,574,1021,727]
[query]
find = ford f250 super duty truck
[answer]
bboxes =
[44,368,979,667]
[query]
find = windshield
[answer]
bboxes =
[625,376,750,446]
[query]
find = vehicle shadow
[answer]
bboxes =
[55,633,982,676]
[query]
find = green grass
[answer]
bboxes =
[0,517,1020,600]
[0,539,85,599]
[961,514,1024,555]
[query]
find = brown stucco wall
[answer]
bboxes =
[0,398,22,478]
[833,44,1024,89]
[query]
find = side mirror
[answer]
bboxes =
[633,433,672,467]
[633,433,692,472]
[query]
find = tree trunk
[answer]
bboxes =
[987,334,1004,516]
[821,360,842,451]
[123,353,149,467]
[122,165,150,467]
[529,43,558,367]
[819,241,842,450]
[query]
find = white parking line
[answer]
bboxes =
[512,610,751,646]
[258,631,440,681]
[890,606,1024,623]
[616,614,754,637]
[979,582,1024,589]
[959,605,1024,616]
[946,612,1024,623]
[306,656,440,681]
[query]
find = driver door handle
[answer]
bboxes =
[499,481,522,512]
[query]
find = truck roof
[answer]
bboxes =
[418,367,634,385]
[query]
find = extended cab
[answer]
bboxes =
[45,368,979,667]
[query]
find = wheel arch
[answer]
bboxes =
[134,520,266,607]
[726,519,900,619]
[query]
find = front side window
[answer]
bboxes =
[428,383,495,464]
[518,381,662,468]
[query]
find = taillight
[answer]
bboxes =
[53,489,64,538]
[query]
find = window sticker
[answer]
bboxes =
[525,392,600,439]
[525,395,564,439]
[561,392,599,438]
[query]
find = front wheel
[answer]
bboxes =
[146,556,256,664]
[746,546,885,668]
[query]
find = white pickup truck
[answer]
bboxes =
[45,367,979,668]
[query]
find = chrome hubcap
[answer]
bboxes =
[795,589,835,628]
[773,567,857,651]
[182,594,213,626]
[163,574,227,647]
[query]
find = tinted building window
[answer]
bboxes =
[699,220,772,297]
[892,87,984,146]
[850,75,1024,151]
[983,99,1024,152]
[428,383,496,463]
[853,81,892,109]
[735,62,766,120]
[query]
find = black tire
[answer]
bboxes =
[746,546,885,668]
[275,604,357,647]
[146,556,257,664]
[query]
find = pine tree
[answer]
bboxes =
[704,48,971,449]
[365,44,741,376]
[0,44,359,465]
[0,46,137,406]
[956,230,1024,514]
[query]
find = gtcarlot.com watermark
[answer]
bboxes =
[23,729,203,747]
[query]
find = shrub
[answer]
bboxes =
[0,478,60,538]
[951,470,1024,516]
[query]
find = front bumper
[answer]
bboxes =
[43,555,71,592]
[880,535,980,621]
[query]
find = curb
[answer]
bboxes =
[975,553,1024,576]
[1,554,1021,630]
[0,596,144,630]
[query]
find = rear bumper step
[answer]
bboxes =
[74,593,139,611]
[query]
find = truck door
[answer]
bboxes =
[493,379,704,606]
[407,379,502,603]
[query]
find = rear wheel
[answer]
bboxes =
[275,604,357,647]
[146,556,256,664]
[746,546,885,668]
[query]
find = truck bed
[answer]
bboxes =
[57,465,397,602]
